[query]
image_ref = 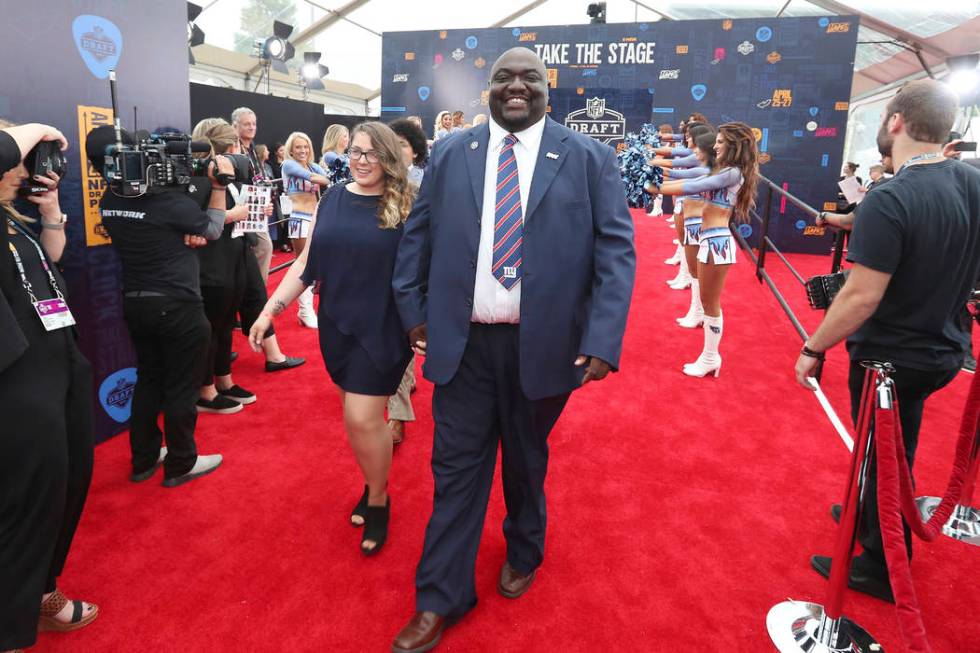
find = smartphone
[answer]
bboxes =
[953,141,978,152]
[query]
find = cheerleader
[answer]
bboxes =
[281,131,329,328]
[649,122,713,290]
[657,122,759,377]
[659,130,716,327]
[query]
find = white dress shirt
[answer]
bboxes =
[471,115,546,323]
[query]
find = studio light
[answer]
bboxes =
[950,69,980,95]
[587,2,607,24]
[946,53,980,98]
[259,20,296,74]
[187,2,205,65]
[299,52,330,94]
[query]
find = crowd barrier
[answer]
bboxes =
[747,177,980,651]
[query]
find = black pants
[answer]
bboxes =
[847,360,959,572]
[415,324,570,618]
[239,243,275,340]
[201,266,244,384]
[123,296,211,478]
[0,332,93,650]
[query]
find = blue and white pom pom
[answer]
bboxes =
[617,123,664,209]
[327,155,352,186]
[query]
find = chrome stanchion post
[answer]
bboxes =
[915,417,980,546]
[767,362,891,653]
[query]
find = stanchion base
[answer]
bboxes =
[915,496,980,546]
[767,601,884,652]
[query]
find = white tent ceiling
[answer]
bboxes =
[191,0,980,108]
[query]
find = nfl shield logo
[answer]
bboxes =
[586,97,606,120]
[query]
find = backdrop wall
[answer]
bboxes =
[381,16,859,254]
[190,83,366,159]
[0,0,191,442]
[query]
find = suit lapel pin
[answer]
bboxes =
[470,141,479,150]
[546,152,559,159]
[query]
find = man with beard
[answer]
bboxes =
[391,47,635,651]
[794,79,980,601]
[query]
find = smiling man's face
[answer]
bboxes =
[488,48,549,133]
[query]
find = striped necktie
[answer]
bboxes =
[493,134,523,290]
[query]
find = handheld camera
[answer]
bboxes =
[97,70,213,196]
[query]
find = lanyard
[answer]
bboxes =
[240,141,264,183]
[897,152,944,175]
[7,218,64,304]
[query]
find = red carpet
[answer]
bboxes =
[36,212,979,652]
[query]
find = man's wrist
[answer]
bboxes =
[801,343,825,361]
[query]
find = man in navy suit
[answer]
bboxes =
[391,47,635,652]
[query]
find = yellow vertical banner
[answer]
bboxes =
[76,105,113,247]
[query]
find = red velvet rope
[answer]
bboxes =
[876,370,980,653]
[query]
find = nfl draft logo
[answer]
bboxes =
[72,15,123,79]
[98,367,137,423]
[565,97,626,144]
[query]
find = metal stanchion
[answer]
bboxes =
[767,362,893,653]
[915,419,980,546]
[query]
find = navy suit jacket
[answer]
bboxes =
[392,117,635,400]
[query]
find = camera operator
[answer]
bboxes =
[793,79,980,601]
[1,122,99,651]
[86,125,226,488]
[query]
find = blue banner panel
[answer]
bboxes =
[381,16,859,254]
[0,0,191,442]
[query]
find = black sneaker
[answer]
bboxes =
[217,385,256,404]
[196,395,244,414]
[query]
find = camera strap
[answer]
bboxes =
[6,218,75,331]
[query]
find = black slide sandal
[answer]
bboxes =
[350,485,369,527]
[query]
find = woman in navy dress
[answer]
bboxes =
[250,122,414,555]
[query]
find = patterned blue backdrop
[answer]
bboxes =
[0,0,191,442]
[381,16,859,254]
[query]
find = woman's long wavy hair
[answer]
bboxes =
[351,122,415,230]
[716,122,759,222]
[0,118,32,225]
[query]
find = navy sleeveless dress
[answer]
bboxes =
[301,184,411,395]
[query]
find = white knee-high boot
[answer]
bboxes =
[648,194,664,216]
[684,312,722,377]
[297,286,318,329]
[676,278,704,328]
[665,241,683,265]
[667,249,692,289]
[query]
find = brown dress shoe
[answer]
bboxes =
[392,611,445,653]
[497,561,536,599]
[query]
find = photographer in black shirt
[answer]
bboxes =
[86,125,228,488]
[1,123,100,652]
[794,79,980,601]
